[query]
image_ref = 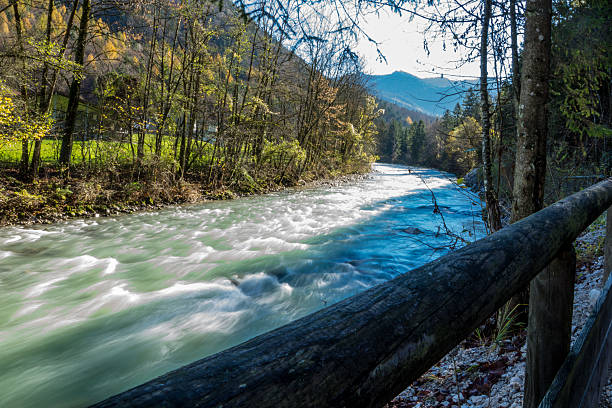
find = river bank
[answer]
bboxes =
[0,166,372,227]
[387,218,610,408]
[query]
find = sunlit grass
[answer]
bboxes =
[0,134,216,167]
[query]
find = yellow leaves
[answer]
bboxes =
[87,53,96,69]
[36,13,47,32]
[0,84,54,145]
[204,67,214,82]
[51,7,65,35]
[447,117,481,171]
[57,5,67,19]
[103,39,118,60]
[26,39,80,75]
[95,18,109,33]
[449,117,482,144]
[245,96,276,116]
[0,20,9,36]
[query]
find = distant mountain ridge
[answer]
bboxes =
[366,71,475,117]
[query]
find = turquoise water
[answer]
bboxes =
[0,163,485,407]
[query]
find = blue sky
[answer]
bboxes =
[356,8,482,79]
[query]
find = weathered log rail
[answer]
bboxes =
[93,178,612,408]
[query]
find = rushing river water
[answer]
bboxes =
[0,163,485,407]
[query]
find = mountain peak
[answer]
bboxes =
[390,70,416,77]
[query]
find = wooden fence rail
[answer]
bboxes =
[92,179,612,408]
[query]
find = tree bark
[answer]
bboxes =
[30,0,55,178]
[480,0,502,232]
[511,1,572,407]
[59,0,90,166]
[506,0,529,322]
[139,7,158,162]
[605,207,611,284]
[511,0,551,221]
[510,0,521,115]
[11,0,30,178]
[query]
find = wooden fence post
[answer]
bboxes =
[539,265,612,408]
[524,245,576,408]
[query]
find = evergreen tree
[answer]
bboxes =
[461,87,481,122]
[389,120,402,162]
[452,103,463,123]
[399,126,410,163]
[410,120,425,164]
[375,121,393,162]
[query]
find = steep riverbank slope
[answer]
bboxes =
[0,167,371,227]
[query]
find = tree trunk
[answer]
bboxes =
[508,0,520,194]
[155,17,181,157]
[42,0,79,112]
[480,0,501,232]
[11,0,30,178]
[33,0,78,174]
[605,207,611,284]
[139,7,158,162]
[20,140,29,175]
[506,0,529,322]
[59,0,90,166]
[510,0,521,114]
[511,1,571,407]
[30,0,55,178]
[511,0,551,220]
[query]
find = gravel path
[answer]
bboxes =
[386,224,611,408]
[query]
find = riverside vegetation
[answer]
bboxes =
[1,0,610,227]
[0,0,379,225]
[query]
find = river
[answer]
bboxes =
[0,163,485,407]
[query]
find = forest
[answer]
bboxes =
[0,0,611,407]
[0,0,609,226]
[0,0,379,223]
[375,0,611,209]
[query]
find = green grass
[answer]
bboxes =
[51,94,100,115]
[0,134,216,167]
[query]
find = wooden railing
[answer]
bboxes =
[92,179,612,408]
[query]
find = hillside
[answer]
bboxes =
[366,71,475,117]
[0,0,379,224]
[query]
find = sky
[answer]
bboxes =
[355,8,482,80]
